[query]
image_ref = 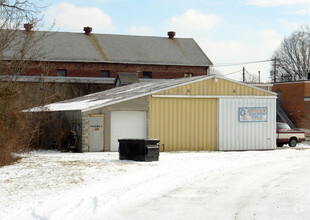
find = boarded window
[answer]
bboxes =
[57,69,67,77]
[143,71,152,78]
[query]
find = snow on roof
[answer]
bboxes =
[30,99,113,112]
[27,75,276,112]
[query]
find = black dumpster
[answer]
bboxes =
[118,139,160,162]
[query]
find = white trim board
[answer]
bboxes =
[152,95,277,99]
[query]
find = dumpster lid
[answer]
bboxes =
[118,138,160,142]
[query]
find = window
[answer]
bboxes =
[100,70,110,77]
[143,71,152,78]
[57,69,66,77]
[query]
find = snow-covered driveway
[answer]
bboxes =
[1,146,310,220]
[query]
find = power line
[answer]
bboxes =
[222,70,242,76]
[220,67,273,83]
[245,69,259,82]
[213,59,273,67]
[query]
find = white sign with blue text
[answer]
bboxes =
[238,107,268,122]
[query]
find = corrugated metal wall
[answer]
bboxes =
[218,98,276,150]
[149,97,217,151]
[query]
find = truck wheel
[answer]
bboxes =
[277,143,284,147]
[289,138,297,147]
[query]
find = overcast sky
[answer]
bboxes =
[40,0,310,82]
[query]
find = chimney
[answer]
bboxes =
[84,26,92,35]
[168,31,175,39]
[24,23,33,32]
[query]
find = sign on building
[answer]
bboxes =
[238,107,268,122]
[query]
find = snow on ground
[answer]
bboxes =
[1,144,310,220]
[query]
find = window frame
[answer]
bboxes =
[100,70,110,78]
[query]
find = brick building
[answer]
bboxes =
[1,27,213,79]
[272,81,310,129]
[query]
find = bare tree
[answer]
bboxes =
[0,0,53,166]
[272,24,310,82]
[0,1,41,53]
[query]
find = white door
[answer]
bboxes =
[111,111,147,152]
[89,115,104,152]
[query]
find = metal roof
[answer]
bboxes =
[3,31,213,67]
[28,75,276,113]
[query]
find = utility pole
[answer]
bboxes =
[243,67,245,82]
[258,71,261,83]
[273,57,277,82]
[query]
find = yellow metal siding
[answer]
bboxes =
[155,78,273,96]
[149,97,217,151]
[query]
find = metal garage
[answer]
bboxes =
[148,75,277,151]
[32,75,277,152]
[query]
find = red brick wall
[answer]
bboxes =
[272,82,310,128]
[2,61,209,79]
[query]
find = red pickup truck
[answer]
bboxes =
[276,122,306,147]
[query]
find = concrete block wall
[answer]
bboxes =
[81,113,90,152]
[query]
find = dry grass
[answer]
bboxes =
[0,83,59,167]
[0,149,21,167]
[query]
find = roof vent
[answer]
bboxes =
[115,73,139,87]
[168,31,176,39]
[84,26,92,35]
[24,23,33,32]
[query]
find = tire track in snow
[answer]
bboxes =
[101,151,310,220]
[6,159,210,219]
[4,150,310,220]
[7,153,229,220]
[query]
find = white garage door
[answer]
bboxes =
[110,111,147,152]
